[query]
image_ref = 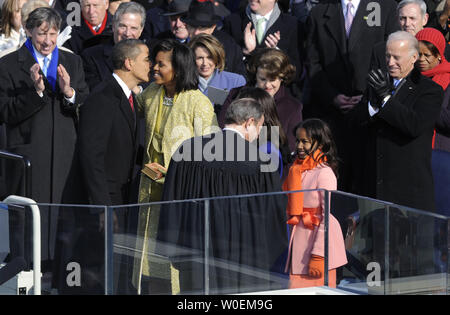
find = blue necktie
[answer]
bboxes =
[42,57,49,77]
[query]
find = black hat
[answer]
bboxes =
[160,0,192,17]
[213,0,231,18]
[181,0,222,27]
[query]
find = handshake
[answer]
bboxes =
[367,69,394,109]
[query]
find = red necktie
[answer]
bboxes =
[129,94,134,112]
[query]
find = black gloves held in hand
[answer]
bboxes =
[367,69,393,109]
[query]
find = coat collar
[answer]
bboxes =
[109,76,136,137]
[347,0,371,51]
[324,1,347,55]
[391,68,421,100]
[323,0,371,52]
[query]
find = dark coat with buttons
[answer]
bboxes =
[351,69,443,212]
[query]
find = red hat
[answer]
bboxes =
[416,27,446,59]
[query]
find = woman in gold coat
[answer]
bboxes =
[133,39,219,294]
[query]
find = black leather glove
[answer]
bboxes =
[367,69,393,109]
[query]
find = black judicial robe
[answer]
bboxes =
[156,130,288,294]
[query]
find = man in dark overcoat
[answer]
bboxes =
[0,7,89,270]
[352,30,443,211]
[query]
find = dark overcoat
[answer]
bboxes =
[0,45,89,263]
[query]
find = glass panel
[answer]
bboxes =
[328,191,449,295]
[329,191,390,295]
[0,202,106,295]
[0,191,448,295]
[384,205,448,295]
[203,194,289,294]
[111,200,210,295]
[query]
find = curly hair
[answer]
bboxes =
[246,48,296,86]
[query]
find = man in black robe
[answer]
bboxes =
[156,98,288,294]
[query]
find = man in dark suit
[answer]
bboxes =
[222,0,302,77]
[305,0,399,192]
[64,0,113,55]
[353,31,443,211]
[0,7,89,270]
[53,39,149,294]
[348,31,443,278]
[182,0,247,76]
[81,1,146,91]
[78,38,149,207]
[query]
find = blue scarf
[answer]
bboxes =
[24,38,59,91]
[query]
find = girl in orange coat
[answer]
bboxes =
[283,119,347,288]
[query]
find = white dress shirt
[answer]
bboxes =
[112,72,132,100]
[223,127,245,139]
[254,9,274,36]
[342,0,360,16]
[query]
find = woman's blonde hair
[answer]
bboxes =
[21,0,49,28]
[188,33,226,72]
[1,0,24,37]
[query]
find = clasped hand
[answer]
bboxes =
[30,63,74,98]
[367,69,392,108]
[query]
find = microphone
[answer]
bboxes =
[0,257,27,285]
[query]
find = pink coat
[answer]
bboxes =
[285,164,347,275]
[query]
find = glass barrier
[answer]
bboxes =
[109,200,212,295]
[0,201,107,295]
[0,191,448,295]
[110,193,290,295]
[330,191,449,295]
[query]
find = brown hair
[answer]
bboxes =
[188,33,226,71]
[236,86,287,147]
[247,48,296,85]
[1,0,22,37]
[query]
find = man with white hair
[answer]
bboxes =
[398,0,429,35]
[371,0,450,69]
[354,30,443,212]
[81,1,146,90]
[64,0,113,55]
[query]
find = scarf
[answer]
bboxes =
[83,12,108,36]
[24,38,58,91]
[198,70,216,93]
[420,61,450,148]
[421,60,450,90]
[282,150,327,229]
